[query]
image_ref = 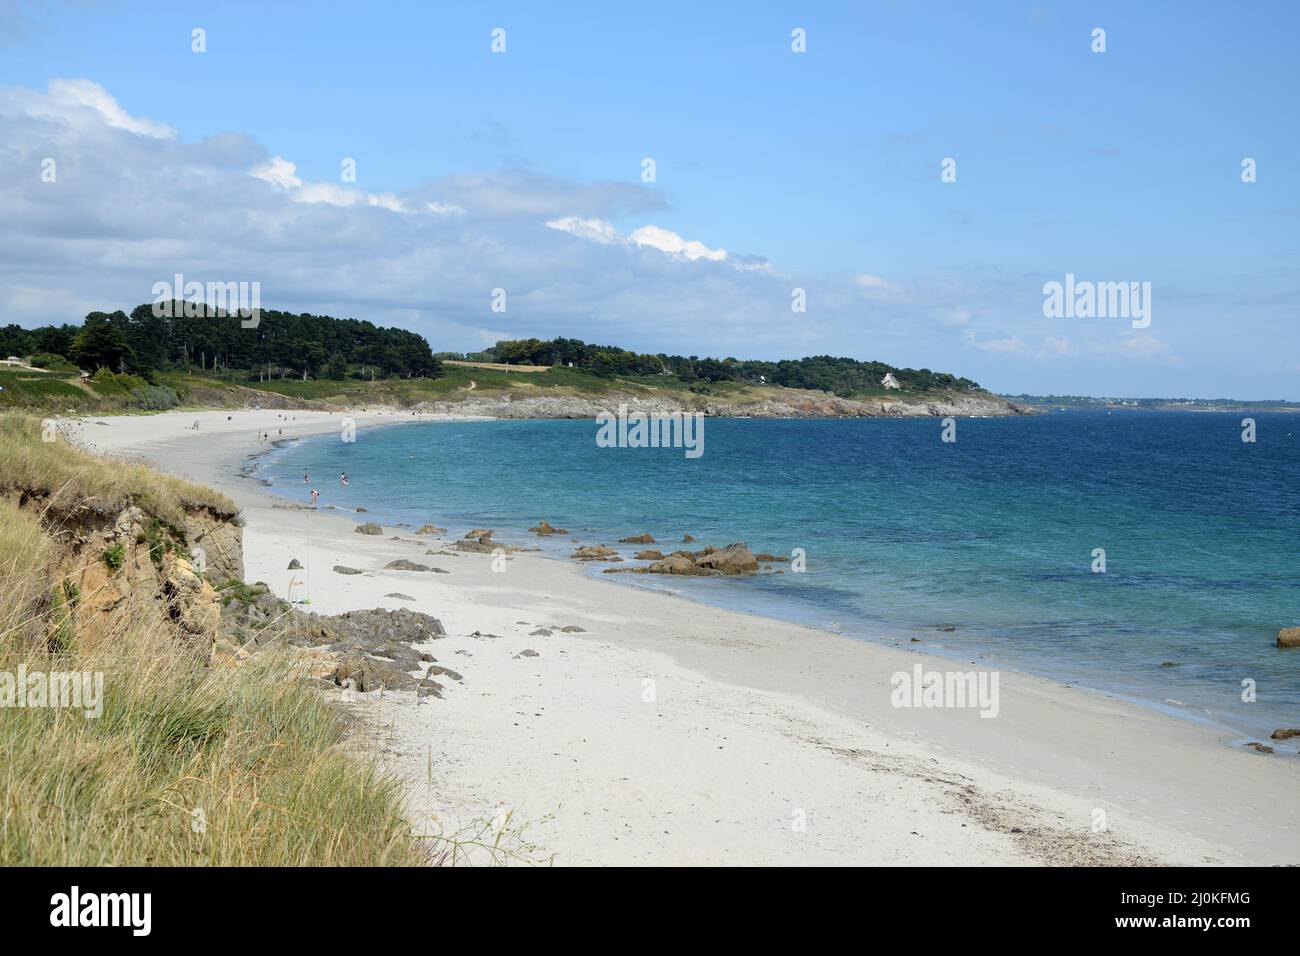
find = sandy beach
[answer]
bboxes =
[70,408,1300,866]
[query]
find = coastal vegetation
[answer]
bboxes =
[456,336,981,396]
[0,413,422,865]
[1,308,991,415]
[1,305,441,383]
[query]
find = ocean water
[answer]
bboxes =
[257,411,1300,740]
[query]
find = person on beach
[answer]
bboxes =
[339,472,349,487]
[310,489,319,508]
[303,473,309,483]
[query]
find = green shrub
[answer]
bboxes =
[101,542,125,571]
[89,369,149,397]
[29,353,77,371]
[133,384,181,410]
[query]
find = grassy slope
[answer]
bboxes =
[0,414,422,865]
[247,363,965,407]
[3,362,994,416]
[0,414,237,523]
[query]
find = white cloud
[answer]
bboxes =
[628,225,726,261]
[426,200,467,217]
[547,217,730,264]
[294,180,360,206]
[545,216,620,244]
[252,155,417,211]
[250,156,303,190]
[0,79,800,361]
[42,79,176,139]
[367,192,410,214]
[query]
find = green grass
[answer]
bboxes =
[0,368,92,409]
[0,612,423,865]
[0,444,424,866]
[1,356,981,419]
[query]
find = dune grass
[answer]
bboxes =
[0,425,425,866]
[0,412,236,524]
[0,607,424,865]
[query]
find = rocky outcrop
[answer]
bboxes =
[219,587,451,697]
[455,529,508,553]
[354,522,383,536]
[694,543,759,574]
[634,549,664,560]
[1278,627,1300,648]
[18,496,239,652]
[415,524,446,535]
[12,454,459,701]
[607,542,761,577]
[384,559,430,571]
[161,554,221,645]
[529,520,568,535]
[183,511,244,583]
[571,545,621,561]
[619,533,655,544]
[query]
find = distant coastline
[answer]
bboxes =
[1003,394,1300,413]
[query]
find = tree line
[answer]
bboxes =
[2,312,980,396]
[474,337,980,395]
[0,305,441,382]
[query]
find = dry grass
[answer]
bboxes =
[0,412,236,524]
[0,612,423,865]
[0,421,424,866]
[442,360,551,373]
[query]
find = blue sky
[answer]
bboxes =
[1,0,1297,397]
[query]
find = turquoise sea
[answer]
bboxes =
[256,411,1300,741]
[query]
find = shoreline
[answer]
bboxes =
[250,417,1293,748]
[68,408,1300,865]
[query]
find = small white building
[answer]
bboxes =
[881,372,901,390]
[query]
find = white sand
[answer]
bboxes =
[72,409,1300,866]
